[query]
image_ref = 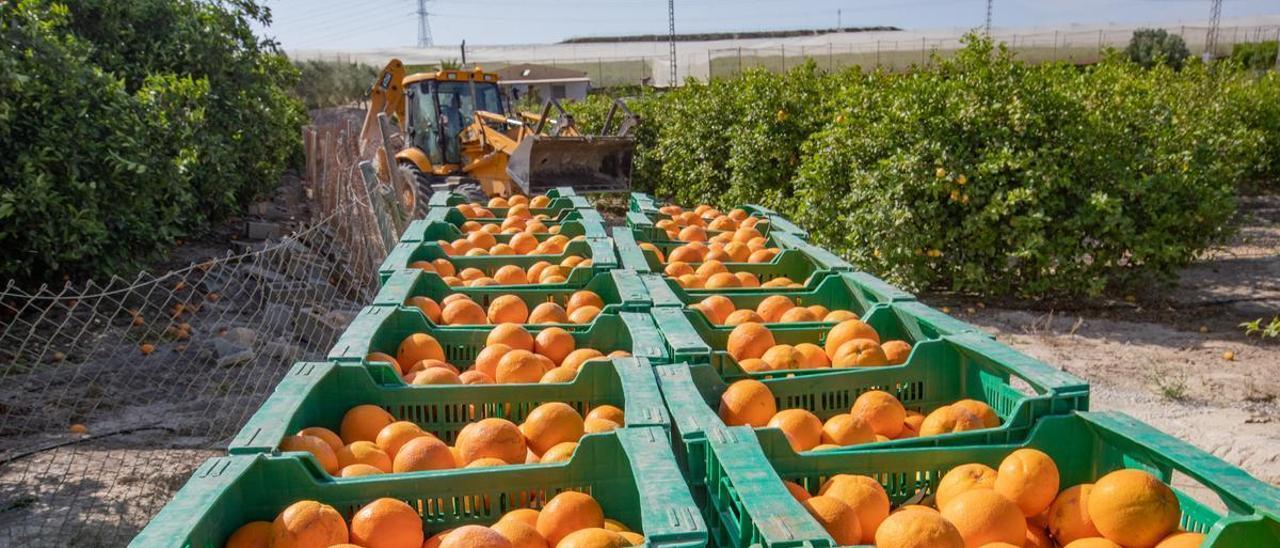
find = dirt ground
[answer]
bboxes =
[923,194,1280,486]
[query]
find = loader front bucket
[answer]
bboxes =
[507,135,634,196]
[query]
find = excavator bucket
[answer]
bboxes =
[507,134,634,195]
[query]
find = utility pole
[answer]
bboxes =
[1204,0,1223,60]
[837,9,842,30]
[668,0,678,86]
[985,0,993,36]
[416,0,433,48]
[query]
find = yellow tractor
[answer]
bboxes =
[359,59,636,201]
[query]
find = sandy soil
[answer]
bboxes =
[922,194,1280,486]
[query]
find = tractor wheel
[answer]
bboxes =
[399,162,432,218]
[454,181,489,205]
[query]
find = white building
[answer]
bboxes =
[494,63,591,104]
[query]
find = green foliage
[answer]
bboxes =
[1241,317,1280,338]
[626,35,1279,299]
[0,0,305,284]
[1125,28,1190,70]
[293,60,377,110]
[1231,41,1279,71]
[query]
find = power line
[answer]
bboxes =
[417,0,433,47]
[1204,0,1223,58]
[985,0,993,36]
[669,0,677,85]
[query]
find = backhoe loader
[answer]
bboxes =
[359,59,636,201]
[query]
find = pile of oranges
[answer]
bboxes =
[779,449,1200,548]
[693,294,859,326]
[719,383,1000,450]
[725,318,912,372]
[404,289,606,326]
[278,400,624,477]
[653,204,767,241]
[413,254,594,287]
[226,491,643,548]
[369,323,628,385]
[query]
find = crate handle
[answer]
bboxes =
[947,332,1090,395]
[611,226,654,272]
[611,357,671,428]
[616,427,709,543]
[126,457,257,547]
[228,362,336,453]
[1083,412,1280,516]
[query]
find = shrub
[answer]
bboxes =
[1125,29,1190,70]
[293,60,378,110]
[0,0,305,284]
[1231,41,1278,71]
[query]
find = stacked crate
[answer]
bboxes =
[131,190,1279,547]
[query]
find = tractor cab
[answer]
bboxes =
[403,69,505,169]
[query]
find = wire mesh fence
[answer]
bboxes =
[0,114,413,546]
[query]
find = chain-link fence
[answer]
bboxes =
[0,113,414,546]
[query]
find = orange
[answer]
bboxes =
[723,242,751,262]
[676,274,704,288]
[336,441,392,473]
[824,319,881,357]
[718,379,777,427]
[755,295,796,323]
[226,521,272,548]
[940,488,1027,548]
[474,343,512,379]
[536,491,605,546]
[784,480,812,502]
[520,402,584,455]
[733,226,762,242]
[392,436,456,472]
[668,246,703,263]
[442,293,473,305]
[806,305,831,318]
[874,507,965,548]
[489,197,510,208]
[340,405,395,444]
[468,230,498,250]
[738,358,771,373]
[466,457,508,468]
[407,297,443,324]
[539,441,578,463]
[567,305,601,323]
[936,463,998,509]
[490,519,547,548]
[557,528,627,548]
[995,448,1060,517]
[529,302,570,323]
[850,390,906,438]
[761,344,803,370]
[726,322,776,360]
[440,525,513,548]
[398,333,445,368]
[832,339,889,367]
[501,508,541,528]
[691,296,734,326]
[456,417,527,464]
[694,260,728,278]
[1025,525,1053,548]
[725,309,764,325]
[586,405,624,425]
[431,259,455,277]
[704,272,741,289]
[509,232,539,255]
[1155,532,1207,547]
[491,244,517,256]
[665,261,695,277]
[561,348,606,371]
[534,327,576,365]
[540,366,577,383]
[487,295,529,324]
[561,255,585,269]
[584,418,621,433]
[919,405,985,437]
[442,299,487,325]
[1087,469,1180,548]
[351,497,423,548]
[1049,484,1100,544]
[488,323,535,351]
[410,367,461,385]
[800,496,862,545]
[820,413,876,446]
[735,271,761,287]
[793,343,831,368]
[881,340,912,364]
[779,307,818,323]
[492,265,528,285]
[953,399,1000,428]
[602,519,629,533]
[824,310,858,322]
[297,426,344,453]
[1064,539,1123,548]
[818,474,890,543]
[375,421,428,459]
[746,249,777,263]
[678,225,707,241]
[766,409,823,451]
[537,265,566,283]
[458,267,485,281]
[461,370,495,384]
[270,500,348,548]
[566,290,605,313]
[365,352,403,375]
[903,410,925,436]
[527,261,553,283]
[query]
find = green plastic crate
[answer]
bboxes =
[649,304,986,380]
[630,191,660,213]
[613,227,825,286]
[625,194,809,238]
[654,331,1090,491]
[624,211,781,245]
[641,271,915,317]
[378,237,617,285]
[329,307,670,367]
[229,358,670,455]
[701,412,1280,547]
[427,189,590,210]
[399,218,606,244]
[373,269,654,328]
[739,204,809,238]
[425,205,608,236]
[132,427,707,547]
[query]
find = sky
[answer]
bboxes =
[259,0,1280,50]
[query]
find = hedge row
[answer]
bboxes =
[574,36,1280,299]
[0,0,306,285]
